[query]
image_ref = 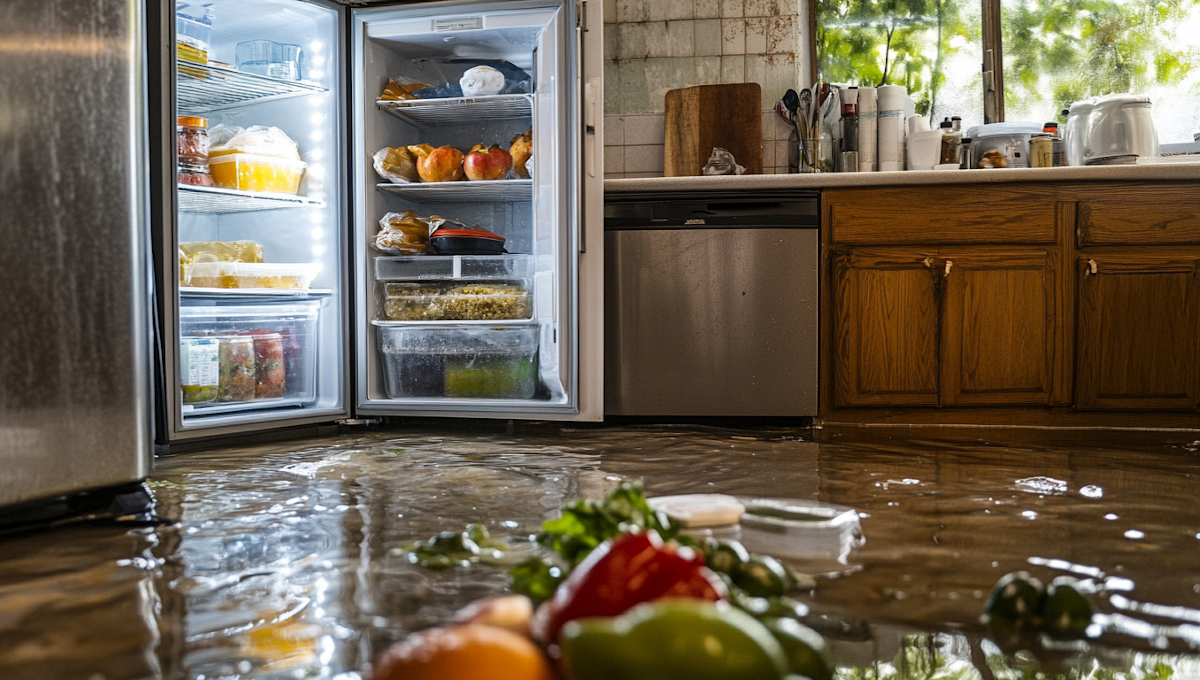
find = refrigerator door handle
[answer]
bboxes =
[585,77,599,179]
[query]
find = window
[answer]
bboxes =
[816,0,1200,141]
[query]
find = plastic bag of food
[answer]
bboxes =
[373,147,420,184]
[210,125,300,160]
[374,211,431,255]
[701,147,745,176]
[380,77,431,101]
[510,129,532,179]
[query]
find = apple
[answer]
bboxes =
[407,144,464,183]
[463,143,513,181]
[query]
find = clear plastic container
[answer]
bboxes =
[374,254,533,282]
[375,322,539,399]
[183,261,319,290]
[180,303,320,405]
[236,40,303,81]
[176,5,213,63]
[209,153,307,194]
[180,337,219,404]
[382,282,531,321]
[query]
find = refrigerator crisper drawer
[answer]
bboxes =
[374,321,539,400]
[179,302,321,414]
[374,254,534,282]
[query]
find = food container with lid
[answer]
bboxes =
[382,282,531,321]
[964,122,1043,169]
[236,40,303,81]
[177,116,213,186]
[180,337,219,404]
[209,153,307,194]
[428,228,506,255]
[374,254,534,282]
[176,4,213,63]
[375,322,539,399]
[183,261,319,290]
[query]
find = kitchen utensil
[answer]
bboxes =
[1082,94,1159,165]
[428,228,506,255]
[664,83,763,176]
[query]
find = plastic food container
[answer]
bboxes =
[429,228,506,255]
[374,254,533,282]
[176,5,213,63]
[382,282,530,321]
[375,322,539,399]
[183,261,319,290]
[180,303,320,407]
[673,498,864,567]
[209,153,307,194]
[236,40,302,81]
[180,337,219,404]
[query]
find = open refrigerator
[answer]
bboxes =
[157,0,604,443]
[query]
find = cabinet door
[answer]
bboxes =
[940,249,1059,406]
[1076,254,1200,410]
[832,248,940,407]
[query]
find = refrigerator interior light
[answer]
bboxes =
[310,113,326,124]
[311,228,324,240]
[309,70,326,80]
[312,245,327,256]
[309,149,325,161]
[309,40,324,53]
[311,131,324,142]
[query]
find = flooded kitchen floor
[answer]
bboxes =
[2,424,1200,679]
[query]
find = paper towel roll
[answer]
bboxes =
[858,87,877,172]
[877,85,907,171]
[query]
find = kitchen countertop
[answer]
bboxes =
[604,161,1200,193]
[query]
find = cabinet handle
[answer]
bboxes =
[944,259,953,277]
[923,257,934,269]
[1087,259,1098,275]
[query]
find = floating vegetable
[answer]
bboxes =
[371,624,554,680]
[761,616,833,680]
[559,600,789,680]
[1039,576,1093,637]
[983,571,1044,627]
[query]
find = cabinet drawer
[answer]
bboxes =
[825,186,1058,245]
[1078,187,1200,245]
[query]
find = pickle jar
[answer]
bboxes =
[177,116,213,186]
[180,337,219,404]
[218,335,256,402]
[249,332,286,400]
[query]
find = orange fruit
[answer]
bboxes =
[372,624,556,680]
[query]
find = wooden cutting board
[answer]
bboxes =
[664,83,763,177]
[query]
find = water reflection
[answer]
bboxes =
[0,426,1198,678]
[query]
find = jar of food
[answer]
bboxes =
[177,116,213,186]
[217,335,256,401]
[180,337,219,404]
[1029,133,1054,168]
[248,332,286,399]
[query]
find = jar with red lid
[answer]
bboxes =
[177,116,213,186]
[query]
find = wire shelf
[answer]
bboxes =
[180,288,333,300]
[178,185,326,214]
[377,94,533,127]
[376,180,532,203]
[178,60,327,113]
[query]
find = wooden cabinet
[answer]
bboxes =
[1075,254,1200,410]
[940,249,1061,406]
[831,248,940,407]
[831,246,1060,408]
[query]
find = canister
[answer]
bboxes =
[1029,133,1054,168]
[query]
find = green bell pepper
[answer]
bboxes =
[559,599,789,680]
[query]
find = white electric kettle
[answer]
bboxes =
[1065,94,1159,165]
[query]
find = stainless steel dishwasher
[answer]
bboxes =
[604,193,819,417]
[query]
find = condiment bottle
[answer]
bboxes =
[939,118,962,165]
[951,116,962,132]
[960,137,973,169]
[177,116,213,186]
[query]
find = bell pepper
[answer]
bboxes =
[533,530,726,644]
[559,599,789,680]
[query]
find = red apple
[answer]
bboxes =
[463,143,513,181]
[408,144,464,182]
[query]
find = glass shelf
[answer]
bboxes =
[178,60,327,113]
[377,94,533,127]
[178,185,326,214]
[376,179,532,203]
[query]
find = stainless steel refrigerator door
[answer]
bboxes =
[352,0,603,421]
[0,0,153,504]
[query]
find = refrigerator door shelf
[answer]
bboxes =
[378,93,533,127]
[375,179,532,202]
[177,59,328,114]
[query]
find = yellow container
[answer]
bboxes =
[209,153,307,194]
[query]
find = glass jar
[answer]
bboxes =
[177,116,213,186]
[217,335,256,402]
[248,332,286,399]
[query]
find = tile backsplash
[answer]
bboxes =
[604,0,802,178]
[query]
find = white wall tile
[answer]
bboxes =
[762,137,775,167]
[744,17,767,54]
[764,15,795,54]
[766,107,794,139]
[617,0,647,22]
[774,139,791,166]
[720,55,745,82]
[696,55,722,84]
[695,0,721,17]
[644,22,669,58]
[625,144,666,173]
[668,0,696,20]
[746,53,797,108]
[721,18,745,55]
[645,57,694,111]
[604,60,620,114]
[618,23,647,60]
[604,0,618,24]
[624,113,666,145]
[605,146,625,174]
[604,25,619,60]
[721,0,744,17]
[647,0,668,21]
[761,111,777,139]
[694,19,722,57]
[617,60,650,112]
[604,115,625,146]
[668,20,696,57]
